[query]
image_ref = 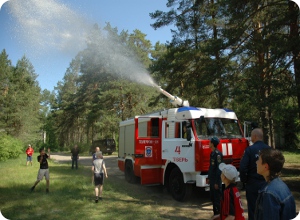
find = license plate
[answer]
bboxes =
[107,148,110,150]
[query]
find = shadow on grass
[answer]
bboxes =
[282,167,300,177]
[281,167,300,193]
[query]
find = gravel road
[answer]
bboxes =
[51,153,124,178]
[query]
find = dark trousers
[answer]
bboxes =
[72,158,78,169]
[246,181,266,220]
[210,184,222,215]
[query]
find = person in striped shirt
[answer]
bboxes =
[212,163,245,220]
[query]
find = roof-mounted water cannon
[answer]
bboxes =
[154,85,189,107]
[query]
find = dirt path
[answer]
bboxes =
[51,153,123,177]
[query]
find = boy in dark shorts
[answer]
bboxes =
[92,151,108,203]
[30,148,50,193]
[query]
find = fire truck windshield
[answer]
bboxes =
[194,118,242,139]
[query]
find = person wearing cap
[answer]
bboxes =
[239,128,270,220]
[255,148,296,220]
[26,144,34,166]
[211,163,245,220]
[92,151,108,203]
[208,136,223,219]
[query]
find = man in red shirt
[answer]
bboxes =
[26,144,34,166]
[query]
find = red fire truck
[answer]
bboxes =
[118,86,249,201]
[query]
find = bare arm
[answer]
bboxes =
[225,215,235,220]
[103,163,108,178]
[47,148,51,159]
[39,155,43,164]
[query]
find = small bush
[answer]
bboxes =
[0,134,23,161]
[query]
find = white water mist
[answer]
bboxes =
[7,0,157,87]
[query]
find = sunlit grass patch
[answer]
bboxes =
[0,156,169,220]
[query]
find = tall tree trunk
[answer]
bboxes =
[289,1,300,117]
[255,18,274,146]
[211,0,223,108]
[289,1,300,118]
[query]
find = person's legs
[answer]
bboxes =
[31,179,40,191]
[212,189,221,215]
[95,186,99,197]
[99,185,103,198]
[210,184,221,217]
[45,179,49,191]
[33,180,40,187]
[94,185,99,203]
[45,169,50,192]
[71,158,74,169]
[246,187,258,220]
[31,169,43,191]
[75,159,78,169]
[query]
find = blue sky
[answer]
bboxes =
[0,0,173,92]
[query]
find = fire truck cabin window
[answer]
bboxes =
[194,118,242,139]
[138,117,159,138]
[163,121,185,139]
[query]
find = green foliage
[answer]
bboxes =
[0,51,43,144]
[282,109,300,150]
[149,0,300,148]
[48,23,161,149]
[0,134,23,161]
[1,1,300,150]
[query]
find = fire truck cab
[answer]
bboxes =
[118,106,248,201]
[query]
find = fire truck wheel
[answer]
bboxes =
[169,167,192,202]
[125,161,138,183]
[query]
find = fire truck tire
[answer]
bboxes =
[169,167,192,202]
[125,161,138,183]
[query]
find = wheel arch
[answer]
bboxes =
[164,162,196,187]
[164,162,178,188]
[124,157,138,183]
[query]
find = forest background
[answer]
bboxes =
[1,0,300,160]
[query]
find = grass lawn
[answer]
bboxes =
[0,150,299,220]
[0,156,164,220]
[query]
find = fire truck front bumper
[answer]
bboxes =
[196,174,209,187]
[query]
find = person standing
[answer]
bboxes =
[71,144,79,169]
[30,148,51,193]
[239,128,270,220]
[208,137,223,219]
[26,144,34,166]
[255,148,296,220]
[212,163,245,220]
[91,147,103,183]
[92,147,102,160]
[92,151,108,203]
